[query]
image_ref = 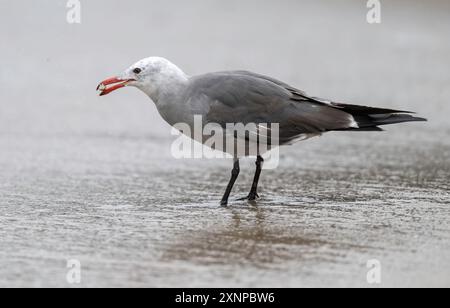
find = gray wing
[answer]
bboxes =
[184,71,358,144]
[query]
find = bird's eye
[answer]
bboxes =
[133,68,142,74]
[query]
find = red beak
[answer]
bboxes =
[97,77,134,96]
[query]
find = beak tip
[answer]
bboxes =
[96,77,131,97]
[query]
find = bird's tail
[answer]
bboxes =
[331,103,427,131]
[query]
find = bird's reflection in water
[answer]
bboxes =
[160,202,328,268]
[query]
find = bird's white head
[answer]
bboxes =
[97,57,188,102]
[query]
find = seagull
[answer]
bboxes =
[97,57,426,206]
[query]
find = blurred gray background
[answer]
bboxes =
[0,0,449,287]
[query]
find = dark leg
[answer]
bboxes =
[220,159,240,207]
[248,156,264,200]
[239,156,264,201]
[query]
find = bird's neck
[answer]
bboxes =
[154,78,188,105]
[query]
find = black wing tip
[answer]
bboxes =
[413,117,428,122]
[333,127,385,132]
[394,115,428,122]
[392,109,416,114]
[329,102,421,115]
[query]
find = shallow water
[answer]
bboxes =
[1,129,449,287]
[0,0,449,287]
